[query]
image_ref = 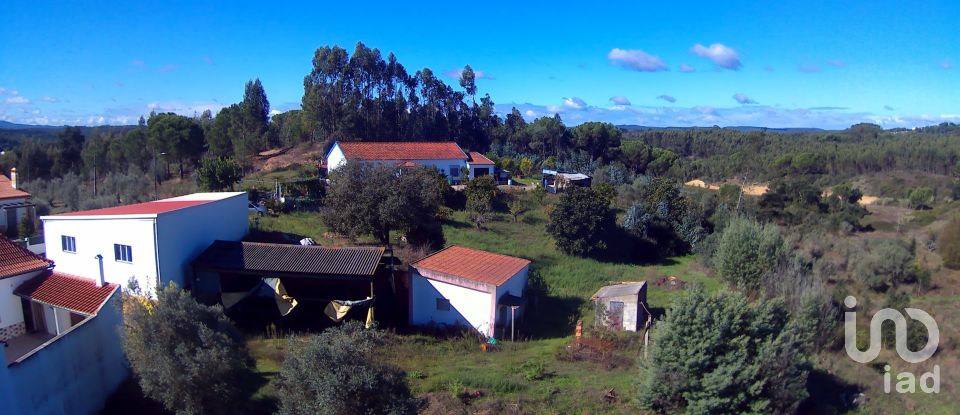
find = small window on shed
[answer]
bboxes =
[436,298,451,311]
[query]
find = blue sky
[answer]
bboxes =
[1,1,958,129]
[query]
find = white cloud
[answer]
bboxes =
[563,97,587,109]
[799,64,821,73]
[678,63,695,73]
[524,110,536,117]
[40,96,59,103]
[826,59,846,67]
[443,68,495,80]
[689,43,741,70]
[607,48,668,72]
[5,96,30,104]
[609,96,631,106]
[0,88,15,95]
[733,93,757,104]
[130,59,145,66]
[942,59,954,70]
[657,95,677,103]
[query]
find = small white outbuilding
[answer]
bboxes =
[409,245,530,339]
[592,281,649,332]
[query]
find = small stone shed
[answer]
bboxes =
[591,281,648,332]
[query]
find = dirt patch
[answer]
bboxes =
[254,142,326,173]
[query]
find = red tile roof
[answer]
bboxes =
[54,200,210,217]
[467,152,495,165]
[337,141,468,161]
[15,271,117,315]
[0,236,52,279]
[0,174,31,200]
[413,245,530,286]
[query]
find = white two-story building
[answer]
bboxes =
[40,192,249,294]
[325,141,495,183]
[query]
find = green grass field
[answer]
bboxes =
[243,200,714,413]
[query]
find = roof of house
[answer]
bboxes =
[193,240,384,277]
[0,236,52,279]
[0,174,31,201]
[467,152,495,165]
[14,271,117,315]
[336,141,468,161]
[413,245,530,286]
[592,282,647,299]
[45,192,245,218]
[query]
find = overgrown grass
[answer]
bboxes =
[241,198,716,413]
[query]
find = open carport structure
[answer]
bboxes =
[191,241,390,328]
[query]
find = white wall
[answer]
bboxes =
[325,143,469,181]
[42,218,159,292]
[41,193,248,293]
[410,271,494,337]
[494,267,529,325]
[326,143,347,171]
[467,163,494,180]
[0,270,46,339]
[155,193,248,290]
[0,290,127,415]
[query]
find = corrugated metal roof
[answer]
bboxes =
[193,240,384,277]
[592,282,646,299]
[413,245,530,286]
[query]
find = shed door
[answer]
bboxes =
[607,301,624,329]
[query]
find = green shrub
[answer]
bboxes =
[713,216,787,291]
[276,322,416,415]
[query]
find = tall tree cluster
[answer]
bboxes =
[300,42,499,152]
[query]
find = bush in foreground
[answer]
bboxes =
[122,283,253,415]
[276,322,417,415]
[638,286,811,414]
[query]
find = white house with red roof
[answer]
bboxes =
[41,192,249,294]
[409,245,530,339]
[0,236,127,415]
[0,168,34,237]
[325,141,495,183]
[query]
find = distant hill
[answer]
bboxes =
[0,120,65,130]
[617,125,828,134]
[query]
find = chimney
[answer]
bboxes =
[9,167,16,189]
[94,254,106,287]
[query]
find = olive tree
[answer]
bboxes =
[276,322,416,415]
[122,283,253,415]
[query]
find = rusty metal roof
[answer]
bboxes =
[193,241,384,277]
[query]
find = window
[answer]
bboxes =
[61,235,76,253]
[449,165,460,177]
[436,298,451,311]
[114,244,133,263]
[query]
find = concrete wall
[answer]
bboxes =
[42,218,159,292]
[410,270,494,337]
[156,193,248,290]
[0,290,127,415]
[0,270,46,341]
